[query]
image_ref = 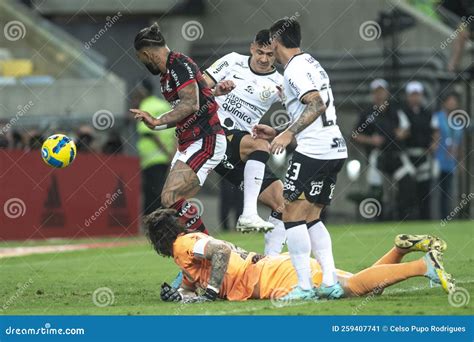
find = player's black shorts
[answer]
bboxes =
[283,151,346,205]
[214,129,279,193]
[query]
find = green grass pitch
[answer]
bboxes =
[0,220,472,315]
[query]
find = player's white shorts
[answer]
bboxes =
[171,133,226,186]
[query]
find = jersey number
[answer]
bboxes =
[321,88,334,127]
[288,162,301,181]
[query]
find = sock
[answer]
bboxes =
[372,247,405,266]
[307,219,337,286]
[242,151,269,217]
[284,221,312,290]
[264,211,286,256]
[346,259,426,297]
[170,198,208,234]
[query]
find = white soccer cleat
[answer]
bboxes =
[236,214,274,233]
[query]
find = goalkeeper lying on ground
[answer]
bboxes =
[145,209,455,303]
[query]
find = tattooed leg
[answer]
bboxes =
[161,160,206,232]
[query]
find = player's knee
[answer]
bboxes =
[251,138,271,153]
[246,140,270,164]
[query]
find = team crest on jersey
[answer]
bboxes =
[259,85,274,102]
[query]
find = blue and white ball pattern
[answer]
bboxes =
[41,134,77,168]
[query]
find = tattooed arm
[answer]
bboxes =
[130,82,199,129]
[270,91,326,154]
[180,239,231,303]
[204,240,231,291]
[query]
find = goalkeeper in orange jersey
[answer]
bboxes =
[144,209,455,303]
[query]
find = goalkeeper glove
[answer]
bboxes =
[160,282,183,302]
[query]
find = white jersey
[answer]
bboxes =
[205,52,283,133]
[283,53,347,160]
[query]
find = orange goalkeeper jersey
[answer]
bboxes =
[172,232,352,301]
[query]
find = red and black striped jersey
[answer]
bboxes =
[160,51,223,150]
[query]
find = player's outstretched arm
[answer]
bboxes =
[202,73,235,97]
[202,72,216,89]
[131,82,200,131]
[156,82,200,127]
[270,91,326,154]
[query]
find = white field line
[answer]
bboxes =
[0,250,149,268]
[0,241,138,258]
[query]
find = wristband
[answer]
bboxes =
[206,285,219,294]
[204,286,219,301]
[153,124,168,131]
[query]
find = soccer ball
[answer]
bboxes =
[41,134,77,168]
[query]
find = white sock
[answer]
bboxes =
[285,222,312,290]
[242,159,266,217]
[264,215,286,256]
[308,220,337,286]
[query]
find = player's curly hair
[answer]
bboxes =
[144,208,185,257]
[134,22,166,50]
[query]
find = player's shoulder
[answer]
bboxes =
[226,52,248,62]
[169,51,196,67]
[286,52,319,72]
[175,232,208,245]
[271,69,284,83]
[214,52,247,68]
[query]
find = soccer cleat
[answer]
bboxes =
[278,286,317,302]
[236,214,274,233]
[315,282,345,299]
[423,250,455,294]
[395,234,447,253]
